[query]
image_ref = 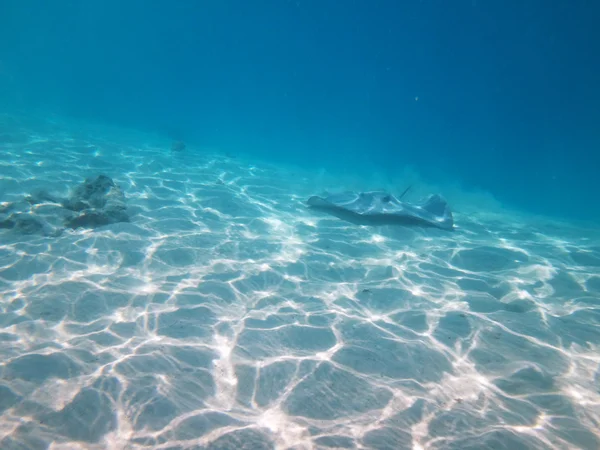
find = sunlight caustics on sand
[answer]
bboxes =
[1,116,599,449]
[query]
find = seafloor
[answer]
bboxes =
[1,114,599,450]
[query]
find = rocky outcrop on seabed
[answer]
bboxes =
[0,175,129,236]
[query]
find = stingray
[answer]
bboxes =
[307,190,454,230]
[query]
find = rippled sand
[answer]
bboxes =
[1,115,599,449]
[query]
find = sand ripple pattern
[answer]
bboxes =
[1,117,600,449]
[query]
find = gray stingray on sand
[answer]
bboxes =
[307,190,454,230]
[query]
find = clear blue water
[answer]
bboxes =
[1,2,599,449]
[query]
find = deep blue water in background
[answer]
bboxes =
[1,0,599,221]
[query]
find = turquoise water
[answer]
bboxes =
[1,2,600,449]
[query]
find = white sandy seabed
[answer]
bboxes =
[1,115,599,450]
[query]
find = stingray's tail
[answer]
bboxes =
[398,185,412,200]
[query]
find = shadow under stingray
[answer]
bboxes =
[307,204,454,230]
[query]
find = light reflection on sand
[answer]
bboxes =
[1,115,599,449]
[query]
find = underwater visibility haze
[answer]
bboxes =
[1,1,600,449]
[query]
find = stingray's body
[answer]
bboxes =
[307,191,454,230]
